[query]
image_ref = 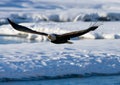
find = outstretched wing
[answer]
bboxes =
[59,25,99,39]
[7,19,48,36]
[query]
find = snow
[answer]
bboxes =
[0,40,120,80]
[0,0,120,81]
[0,0,120,23]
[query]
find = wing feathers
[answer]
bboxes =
[59,26,99,38]
[7,18,99,39]
[7,19,48,36]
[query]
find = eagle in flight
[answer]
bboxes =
[7,18,99,44]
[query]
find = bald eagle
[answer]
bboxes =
[7,19,99,44]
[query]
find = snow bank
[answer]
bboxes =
[0,12,120,25]
[0,40,120,81]
[0,22,120,41]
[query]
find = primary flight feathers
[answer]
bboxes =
[7,19,48,36]
[7,18,99,44]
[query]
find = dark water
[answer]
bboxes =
[0,75,120,85]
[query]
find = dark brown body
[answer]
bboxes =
[50,34,70,44]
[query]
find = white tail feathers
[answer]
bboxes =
[67,41,73,44]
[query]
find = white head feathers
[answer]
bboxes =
[48,34,56,41]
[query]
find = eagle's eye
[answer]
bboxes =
[48,34,56,41]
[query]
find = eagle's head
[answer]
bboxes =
[48,34,57,41]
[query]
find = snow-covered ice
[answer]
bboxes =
[0,40,120,80]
